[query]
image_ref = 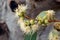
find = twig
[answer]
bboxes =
[48,20,60,22]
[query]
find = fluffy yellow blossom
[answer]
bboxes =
[32,24,39,33]
[18,18,31,34]
[25,26,31,34]
[15,4,27,17]
[46,10,55,20]
[18,18,26,33]
[18,5,27,12]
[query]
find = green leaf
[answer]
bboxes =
[24,32,37,40]
[24,34,31,40]
[37,11,47,20]
[31,32,37,40]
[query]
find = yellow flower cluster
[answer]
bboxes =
[32,24,39,33]
[18,18,39,34]
[15,5,39,34]
[15,5,55,34]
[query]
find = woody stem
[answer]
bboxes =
[48,19,60,22]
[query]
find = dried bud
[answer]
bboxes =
[54,22,60,31]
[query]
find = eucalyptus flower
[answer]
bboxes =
[15,4,27,17]
[31,24,39,33]
[30,19,35,25]
[18,18,31,34]
[46,10,55,21]
[25,26,31,34]
[18,18,26,33]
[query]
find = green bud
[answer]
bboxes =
[38,20,41,25]
[45,20,49,24]
[24,20,30,26]
[18,12,25,17]
[30,19,35,25]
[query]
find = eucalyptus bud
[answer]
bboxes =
[32,24,39,33]
[44,19,49,25]
[24,20,30,26]
[38,20,41,25]
[30,19,35,25]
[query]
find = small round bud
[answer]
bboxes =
[24,20,30,26]
[30,19,35,25]
[38,20,41,25]
[45,20,49,24]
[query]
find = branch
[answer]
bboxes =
[48,19,60,22]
